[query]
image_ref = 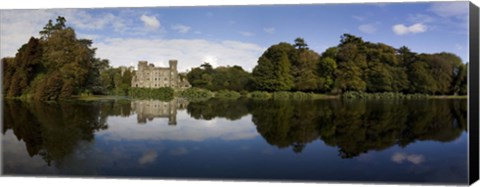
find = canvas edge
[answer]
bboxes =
[469,1,480,185]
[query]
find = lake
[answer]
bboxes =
[2,98,468,184]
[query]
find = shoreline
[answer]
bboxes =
[3,90,467,102]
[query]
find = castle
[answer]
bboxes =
[131,60,190,89]
[131,98,189,125]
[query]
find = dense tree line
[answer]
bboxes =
[2,17,112,100]
[186,63,252,91]
[187,34,467,95]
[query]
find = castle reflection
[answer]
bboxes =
[131,98,189,125]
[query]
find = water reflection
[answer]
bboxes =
[131,99,188,125]
[187,99,467,158]
[3,100,108,166]
[3,98,467,170]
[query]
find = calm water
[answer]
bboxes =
[2,98,468,184]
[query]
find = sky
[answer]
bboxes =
[0,1,470,72]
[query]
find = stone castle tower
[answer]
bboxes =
[131,60,190,89]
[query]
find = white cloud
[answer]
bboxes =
[263,27,275,34]
[77,33,101,40]
[138,150,157,165]
[358,24,377,34]
[407,14,434,23]
[171,24,191,33]
[239,31,254,37]
[140,14,160,29]
[392,152,426,165]
[428,2,468,18]
[69,11,116,30]
[455,44,464,51]
[427,2,468,34]
[94,38,264,71]
[0,9,128,58]
[352,15,366,21]
[97,111,259,142]
[392,23,427,35]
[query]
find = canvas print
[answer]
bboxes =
[1,1,477,185]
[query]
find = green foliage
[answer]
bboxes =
[99,66,133,96]
[251,42,294,91]
[178,87,214,101]
[272,91,291,100]
[291,46,321,91]
[249,91,272,100]
[452,63,468,95]
[187,63,252,91]
[408,61,437,94]
[317,57,337,92]
[272,91,324,100]
[215,90,241,99]
[182,34,466,97]
[2,57,16,95]
[128,87,174,101]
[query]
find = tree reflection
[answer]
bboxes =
[181,98,466,157]
[3,100,109,166]
[186,98,250,120]
[3,98,467,164]
[249,99,467,158]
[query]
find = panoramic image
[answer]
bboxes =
[1,1,470,185]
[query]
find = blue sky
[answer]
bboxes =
[0,1,470,72]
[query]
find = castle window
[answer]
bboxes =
[155,84,157,87]
[164,84,167,87]
[164,78,167,81]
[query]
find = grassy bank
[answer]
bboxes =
[175,88,338,101]
[5,88,466,102]
[341,91,467,100]
[428,95,468,99]
[72,95,131,101]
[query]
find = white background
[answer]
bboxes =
[1,0,479,187]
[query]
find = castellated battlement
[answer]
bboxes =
[132,59,190,89]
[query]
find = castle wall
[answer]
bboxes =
[132,60,190,89]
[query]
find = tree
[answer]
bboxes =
[334,42,367,92]
[291,38,320,91]
[252,43,295,91]
[294,37,308,50]
[317,57,337,92]
[408,61,437,94]
[2,16,109,100]
[452,63,468,95]
[2,57,15,95]
[418,53,462,95]
[397,46,416,66]
[5,37,43,97]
